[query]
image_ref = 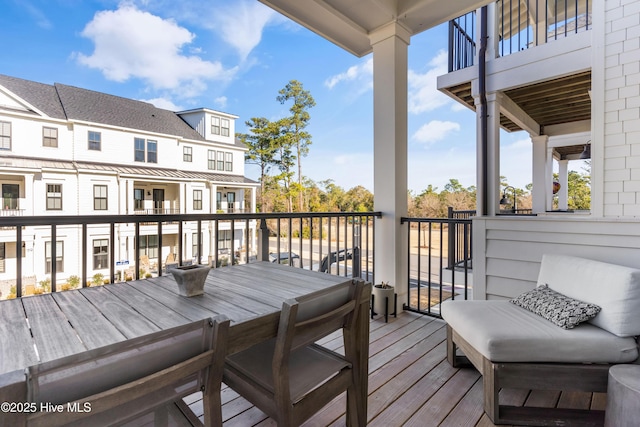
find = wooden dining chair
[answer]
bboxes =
[25,316,230,427]
[223,279,366,427]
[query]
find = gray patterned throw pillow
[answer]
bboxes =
[510,284,601,329]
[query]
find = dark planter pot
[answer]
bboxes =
[170,265,211,297]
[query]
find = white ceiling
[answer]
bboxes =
[259,0,493,57]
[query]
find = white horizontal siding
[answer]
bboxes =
[474,216,640,299]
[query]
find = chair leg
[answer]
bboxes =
[483,357,500,424]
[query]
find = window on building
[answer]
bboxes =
[134,188,144,210]
[43,127,58,147]
[134,137,145,162]
[46,184,62,210]
[147,140,157,163]
[88,131,101,151]
[93,239,109,270]
[138,235,158,259]
[2,183,19,210]
[193,190,203,210]
[0,243,5,273]
[45,241,63,274]
[192,232,202,258]
[211,117,220,135]
[93,185,108,210]
[227,192,235,212]
[221,118,230,137]
[218,230,232,250]
[217,151,224,170]
[183,146,192,162]
[0,121,11,150]
[208,150,216,170]
[225,152,233,171]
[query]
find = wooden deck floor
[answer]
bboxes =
[184,311,607,427]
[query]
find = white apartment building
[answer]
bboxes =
[0,74,258,295]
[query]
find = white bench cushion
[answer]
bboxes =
[441,301,639,363]
[538,254,640,337]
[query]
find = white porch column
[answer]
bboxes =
[370,23,410,312]
[546,146,555,211]
[557,159,569,210]
[251,186,257,213]
[24,174,34,215]
[531,135,549,213]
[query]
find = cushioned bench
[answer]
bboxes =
[442,254,640,425]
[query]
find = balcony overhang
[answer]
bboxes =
[259,0,493,57]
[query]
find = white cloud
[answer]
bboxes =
[212,1,278,61]
[325,58,373,90]
[139,97,182,111]
[214,96,228,109]
[129,0,282,61]
[75,5,232,94]
[408,50,452,114]
[412,120,460,145]
[16,1,52,29]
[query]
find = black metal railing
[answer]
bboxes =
[401,216,473,318]
[448,0,592,70]
[499,0,591,56]
[447,207,474,271]
[0,211,380,299]
[449,11,476,72]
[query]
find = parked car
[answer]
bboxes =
[269,252,300,267]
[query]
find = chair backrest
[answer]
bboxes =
[26,316,229,427]
[278,279,365,355]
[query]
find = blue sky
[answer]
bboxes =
[0,0,534,193]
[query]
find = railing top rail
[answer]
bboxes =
[0,211,383,227]
[400,217,472,224]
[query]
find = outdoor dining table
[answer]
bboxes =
[0,262,371,425]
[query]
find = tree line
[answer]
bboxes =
[239,81,591,215]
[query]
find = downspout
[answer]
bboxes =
[479,6,488,216]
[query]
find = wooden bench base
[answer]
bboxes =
[446,325,609,426]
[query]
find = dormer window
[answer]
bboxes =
[212,117,220,135]
[211,116,231,137]
[221,118,230,137]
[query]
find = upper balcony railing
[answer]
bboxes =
[449,0,592,72]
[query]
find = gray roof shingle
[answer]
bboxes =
[0,74,67,119]
[0,74,208,141]
[54,83,205,140]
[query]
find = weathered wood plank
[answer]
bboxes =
[105,282,191,329]
[0,299,38,373]
[52,290,126,349]
[440,377,485,427]
[21,294,87,362]
[591,392,607,411]
[367,359,459,426]
[130,279,219,321]
[524,389,561,408]
[150,275,272,322]
[403,367,481,426]
[557,390,593,410]
[78,286,159,338]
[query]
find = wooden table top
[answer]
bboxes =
[0,262,363,376]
